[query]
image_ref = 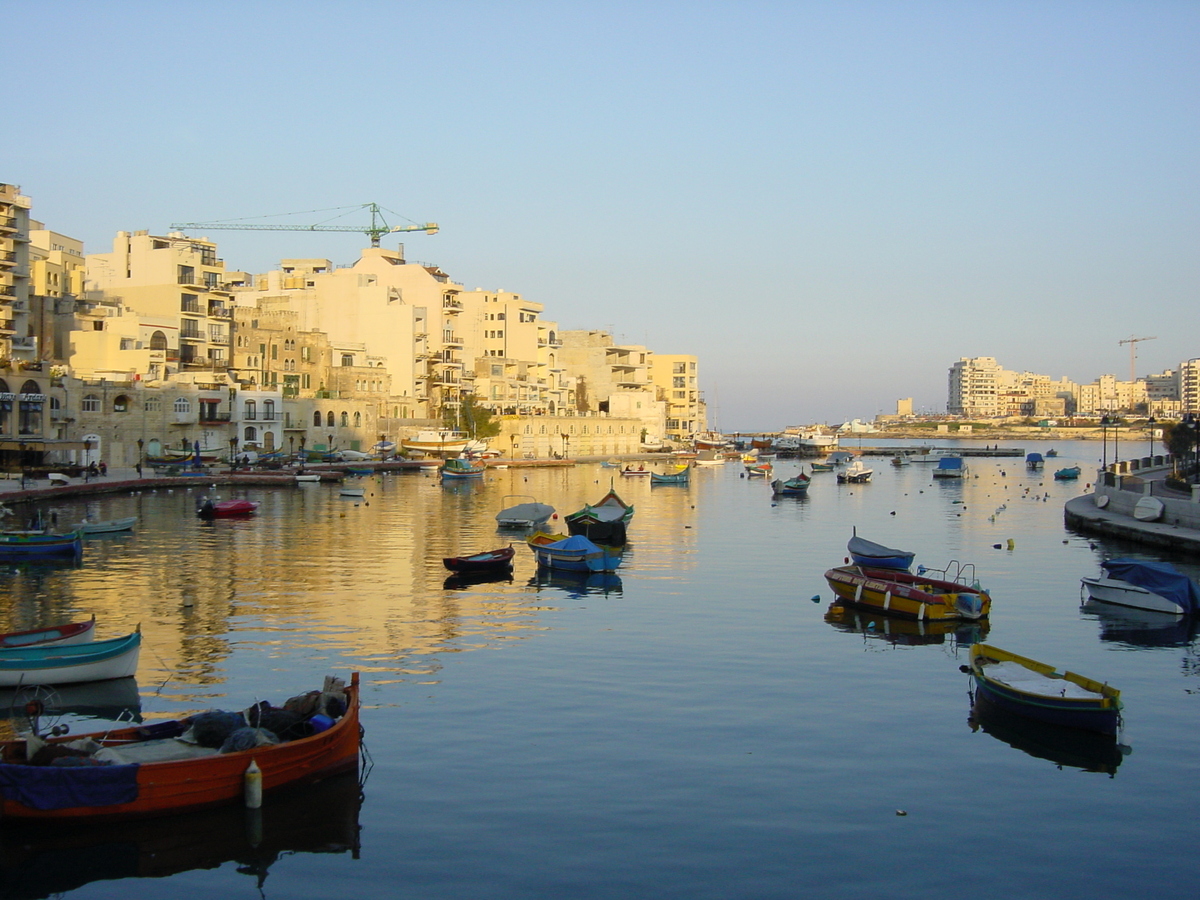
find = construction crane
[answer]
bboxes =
[171,203,438,248]
[1118,335,1156,382]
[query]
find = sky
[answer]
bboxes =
[9,1,1198,431]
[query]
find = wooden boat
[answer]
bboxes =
[1054,465,1082,480]
[969,693,1124,775]
[847,531,915,570]
[1045,449,1059,457]
[527,532,623,573]
[197,499,260,518]
[0,531,83,559]
[809,461,835,472]
[770,473,810,496]
[294,473,323,483]
[439,456,485,479]
[836,460,872,483]
[823,563,991,621]
[0,616,96,649]
[565,488,634,545]
[651,467,691,485]
[1026,452,1044,469]
[495,495,555,529]
[891,455,911,467]
[0,672,361,821]
[620,465,651,476]
[601,458,622,468]
[401,430,470,455]
[968,644,1121,735]
[72,516,137,535]
[932,457,966,478]
[692,450,725,466]
[0,630,141,687]
[1081,559,1200,616]
[339,486,366,497]
[443,545,516,573]
[745,461,773,478]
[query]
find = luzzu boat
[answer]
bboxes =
[439,457,485,479]
[0,531,83,559]
[968,644,1122,735]
[823,563,991,621]
[0,630,141,687]
[527,532,623,573]
[565,488,634,545]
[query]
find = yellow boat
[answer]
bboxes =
[823,563,991,621]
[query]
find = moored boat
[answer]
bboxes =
[809,461,835,472]
[1054,465,1082,480]
[0,531,83,559]
[968,644,1121,735]
[0,673,361,821]
[836,460,872,483]
[692,450,725,466]
[932,456,966,478]
[745,461,773,478]
[823,562,991,621]
[400,431,471,455]
[197,499,260,518]
[496,495,555,529]
[565,488,634,545]
[1026,452,1044,469]
[847,531,915,571]
[0,615,96,649]
[443,545,516,573]
[650,466,691,485]
[1081,559,1200,616]
[770,473,810,496]
[0,630,141,687]
[72,516,137,535]
[439,457,485,479]
[527,532,623,573]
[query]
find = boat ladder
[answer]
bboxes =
[917,560,979,589]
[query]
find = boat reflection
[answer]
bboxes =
[0,676,142,727]
[968,694,1128,777]
[529,570,623,597]
[824,603,988,647]
[1081,600,1199,649]
[443,569,515,590]
[0,769,363,897]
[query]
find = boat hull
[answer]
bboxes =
[0,674,361,821]
[771,477,810,496]
[74,516,137,535]
[1081,576,1185,615]
[444,546,516,573]
[0,632,141,687]
[823,565,990,621]
[527,533,623,573]
[0,617,96,649]
[970,644,1121,735]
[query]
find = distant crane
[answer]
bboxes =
[171,203,438,248]
[1118,335,1157,382]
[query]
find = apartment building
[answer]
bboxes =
[948,357,1007,417]
[649,353,704,444]
[28,222,87,362]
[0,183,32,362]
[558,330,664,443]
[465,289,569,415]
[84,231,236,381]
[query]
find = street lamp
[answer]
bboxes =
[1147,416,1157,463]
[136,438,144,479]
[1100,415,1111,470]
[1114,415,1120,465]
[84,438,93,482]
[229,436,239,472]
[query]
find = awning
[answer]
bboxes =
[0,440,91,451]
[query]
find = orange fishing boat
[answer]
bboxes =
[0,673,361,821]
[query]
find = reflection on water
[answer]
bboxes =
[824,602,988,648]
[969,693,1128,776]
[528,570,624,598]
[0,677,142,735]
[1081,600,1199,649]
[0,769,362,898]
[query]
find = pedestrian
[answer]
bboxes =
[98,460,107,476]
[88,461,99,477]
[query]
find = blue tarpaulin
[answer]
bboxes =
[1101,559,1200,615]
[0,762,140,810]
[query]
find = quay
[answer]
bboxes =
[853,446,1024,458]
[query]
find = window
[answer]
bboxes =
[354,412,361,427]
[341,353,354,367]
[144,398,161,412]
[340,412,349,427]
[313,411,322,427]
[326,411,335,428]
[82,394,101,412]
[245,400,256,420]
[173,398,190,413]
[263,400,275,420]
[113,395,130,412]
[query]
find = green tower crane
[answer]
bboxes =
[171,203,438,247]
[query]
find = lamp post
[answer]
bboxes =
[229,436,239,473]
[1147,416,1157,463]
[17,441,25,490]
[289,435,295,459]
[1100,415,1111,471]
[1185,413,1200,485]
[84,438,93,482]
[1114,415,1120,465]
[136,438,144,479]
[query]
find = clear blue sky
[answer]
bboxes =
[10,1,1198,430]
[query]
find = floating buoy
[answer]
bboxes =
[896,809,907,816]
[244,759,262,809]
[993,544,1002,549]
[810,595,821,603]
[1007,539,1015,550]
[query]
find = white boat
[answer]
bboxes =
[295,473,322,483]
[0,631,141,687]
[693,450,725,466]
[339,486,366,498]
[496,495,555,529]
[1081,559,1199,616]
[72,516,137,535]
[400,431,471,455]
[932,457,967,478]
[837,460,873,483]
[908,449,955,464]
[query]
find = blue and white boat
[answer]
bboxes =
[0,531,83,560]
[1054,466,1082,480]
[1026,452,1044,469]
[932,457,966,478]
[1082,559,1200,616]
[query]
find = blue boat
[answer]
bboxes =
[650,467,691,485]
[1054,466,1082,480]
[969,644,1122,735]
[847,532,914,571]
[932,457,966,478]
[439,457,485,479]
[0,631,142,687]
[0,531,83,560]
[771,474,811,497]
[527,532,623,573]
[1026,452,1044,469]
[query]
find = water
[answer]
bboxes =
[1,440,1197,899]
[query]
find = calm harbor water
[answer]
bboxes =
[0,438,1197,899]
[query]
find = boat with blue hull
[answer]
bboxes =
[968,643,1122,735]
[1054,466,1082,480]
[439,457,485,479]
[0,531,83,560]
[771,474,810,497]
[527,532,623,573]
[565,488,634,545]
[847,532,915,571]
[0,631,142,687]
[1026,452,1044,469]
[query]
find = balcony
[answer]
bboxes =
[180,331,203,342]
[0,285,15,298]
[200,411,232,424]
[0,251,15,266]
[0,216,15,232]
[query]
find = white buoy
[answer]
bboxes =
[244,759,262,808]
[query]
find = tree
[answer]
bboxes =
[446,394,501,440]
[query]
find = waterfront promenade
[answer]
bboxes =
[1063,456,1200,552]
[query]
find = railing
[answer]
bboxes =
[200,412,232,423]
[0,216,15,229]
[0,251,15,263]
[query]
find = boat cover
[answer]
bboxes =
[1100,560,1200,615]
[497,502,554,523]
[848,535,914,561]
[547,534,601,552]
[1027,453,1044,463]
[935,457,964,470]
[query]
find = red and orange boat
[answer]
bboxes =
[0,672,362,821]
